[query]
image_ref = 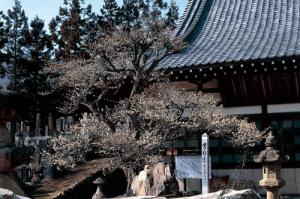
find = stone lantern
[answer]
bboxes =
[92,177,106,199]
[254,130,289,199]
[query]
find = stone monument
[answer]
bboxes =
[0,121,12,149]
[92,177,106,199]
[254,130,288,199]
[0,121,13,172]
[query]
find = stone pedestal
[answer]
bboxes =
[266,189,278,199]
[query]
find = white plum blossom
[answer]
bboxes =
[44,84,264,170]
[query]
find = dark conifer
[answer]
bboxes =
[0,11,8,77]
[100,0,121,27]
[120,0,141,27]
[50,0,97,60]
[166,0,179,29]
[26,16,52,93]
[119,0,178,29]
[5,0,30,91]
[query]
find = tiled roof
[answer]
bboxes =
[162,0,300,69]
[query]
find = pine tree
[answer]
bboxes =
[0,11,8,77]
[81,4,99,45]
[119,0,178,29]
[25,16,52,94]
[150,0,168,20]
[5,0,31,91]
[49,16,60,59]
[166,0,179,29]
[120,0,142,27]
[100,0,121,27]
[50,0,97,60]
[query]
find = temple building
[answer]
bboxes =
[162,0,300,196]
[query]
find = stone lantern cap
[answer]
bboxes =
[93,177,105,185]
[254,130,289,163]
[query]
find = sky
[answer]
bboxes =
[0,0,187,27]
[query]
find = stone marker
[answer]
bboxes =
[48,113,54,133]
[0,121,13,172]
[92,177,106,199]
[201,133,209,194]
[45,125,49,137]
[0,121,12,148]
[35,113,41,136]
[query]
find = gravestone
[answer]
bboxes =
[0,121,13,172]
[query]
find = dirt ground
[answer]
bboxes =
[31,158,112,199]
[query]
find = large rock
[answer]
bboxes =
[0,188,30,199]
[130,163,178,197]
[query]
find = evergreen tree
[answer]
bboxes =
[120,0,144,27]
[0,11,8,77]
[150,0,168,20]
[4,0,31,91]
[166,0,179,29]
[50,0,97,60]
[49,16,59,58]
[0,12,7,49]
[100,0,121,27]
[119,0,178,29]
[26,16,52,93]
[81,4,99,44]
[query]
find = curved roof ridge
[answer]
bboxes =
[174,0,208,40]
[174,0,194,36]
[180,0,208,40]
